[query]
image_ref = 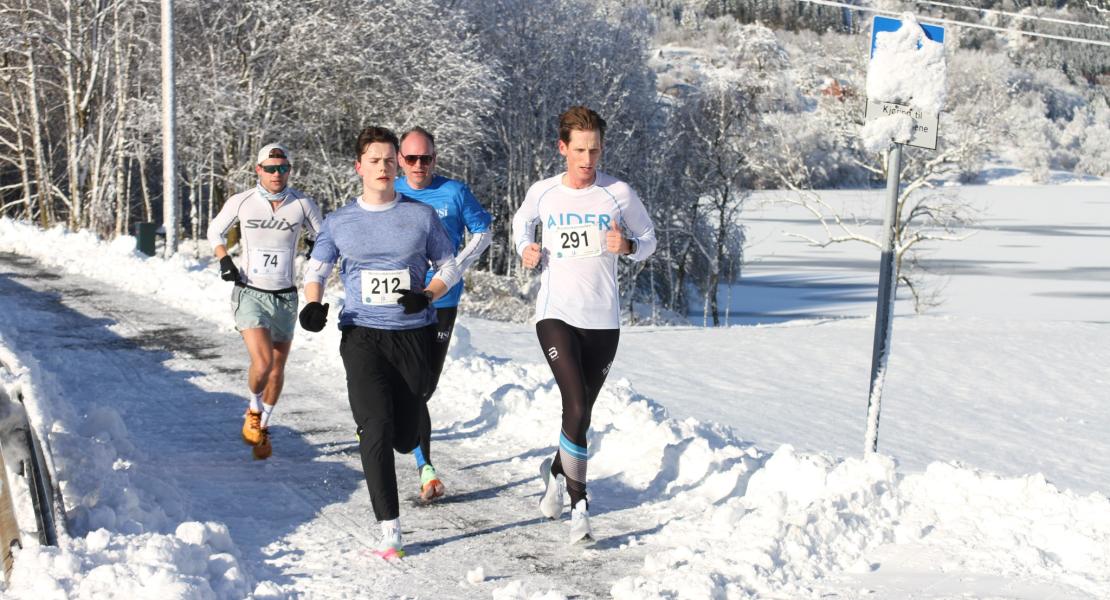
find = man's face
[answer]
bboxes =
[558,129,602,187]
[255,158,291,194]
[354,142,398,195]
[399,133,436,190]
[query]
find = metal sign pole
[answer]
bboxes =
[864,142,903,453]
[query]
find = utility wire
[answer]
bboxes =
[793,0,1110,46]
[914,0,1110,31]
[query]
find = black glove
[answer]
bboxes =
[396,289,432,315]
[299,301,329,332]
[219,256,240,282]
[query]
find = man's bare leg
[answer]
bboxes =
[261,341,292,426]
[240,328,274,446]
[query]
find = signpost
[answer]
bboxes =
[863,15,945,454]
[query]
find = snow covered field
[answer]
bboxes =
[0,175,1108,599]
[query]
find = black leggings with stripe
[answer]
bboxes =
[535,318,620,508]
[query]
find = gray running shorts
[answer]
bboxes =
[231,285,299,342]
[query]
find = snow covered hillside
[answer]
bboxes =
[1,178,1109,598]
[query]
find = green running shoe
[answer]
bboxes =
[420,464,445,502]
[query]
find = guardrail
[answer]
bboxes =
[0,358,65,582]
[0,444,19,580]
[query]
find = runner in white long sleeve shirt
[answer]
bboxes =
[206,143,324,460]
[511,106,657,544]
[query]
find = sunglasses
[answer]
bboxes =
[401,154,435,166]
[260,164,291,174]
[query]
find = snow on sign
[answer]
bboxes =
[864,100,940,150]
[862,14,946,151]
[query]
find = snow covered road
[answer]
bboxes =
[0,250,658,597]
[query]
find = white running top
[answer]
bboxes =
[206,187,324,291]
[512,171,657,329]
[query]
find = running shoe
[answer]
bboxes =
[539,457,566,520]
[242,409,263,445]
[372,529,405,559]
[419,464,445,502]
[252,428,272,460]
[568,499,593,544]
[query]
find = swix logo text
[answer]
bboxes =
[244,218,295,231]
[547,347,559,361]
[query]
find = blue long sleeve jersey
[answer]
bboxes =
[305,195,458,330]
[395,175,492,308]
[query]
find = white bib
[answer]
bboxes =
[248,247,292,278]
[361,269,411,306]
[546,224,602,259]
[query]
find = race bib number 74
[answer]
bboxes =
[545,224,602,259]
[249,247,291,277]
[361,269,411,306]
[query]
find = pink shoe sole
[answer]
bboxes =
[372,547,405,560]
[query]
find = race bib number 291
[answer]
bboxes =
[361,269,410,306]
[546,224,602,259]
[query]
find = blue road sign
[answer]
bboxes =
[871,15,945,58]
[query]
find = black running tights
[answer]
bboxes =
[535,318,619,508]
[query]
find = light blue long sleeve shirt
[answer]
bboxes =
[308,196,456,330]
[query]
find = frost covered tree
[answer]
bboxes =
[0,0,160,235]
[0,0,496,243]
[654,21,791,325]
[454,0,660,277]
[764,107,982,313]
[673,79,753,326]
[171,0,496,245]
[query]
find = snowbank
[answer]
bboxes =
[431,342,1110,598]
[610,449,1110,598]
[0,335,255,598]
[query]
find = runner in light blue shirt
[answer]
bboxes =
[299,127,459,560]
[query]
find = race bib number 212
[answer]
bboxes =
[361,269,411,306]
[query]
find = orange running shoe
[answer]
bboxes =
[242,409,263,445]
[253,428,272,460]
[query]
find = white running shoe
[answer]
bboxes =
[539,457,566,520]
[372,521,405,560]
[568,499,593,544]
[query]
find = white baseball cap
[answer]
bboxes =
[257,143,291,164]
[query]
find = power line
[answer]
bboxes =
[793,0,1110,47]
[914,0,1110,31]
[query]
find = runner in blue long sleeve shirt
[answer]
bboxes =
[395,126,493,502]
